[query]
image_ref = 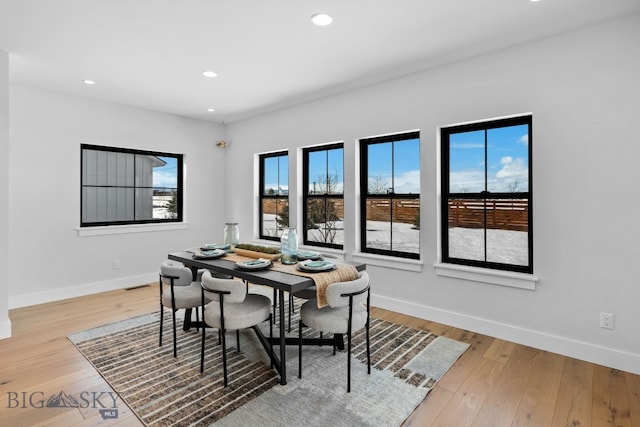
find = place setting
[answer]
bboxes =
[234,258,272,271]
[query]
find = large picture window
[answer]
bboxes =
[441,115,532,273]
[360,131,420,259]
[302,143,344,249]
[259,151,289,241]
[81,144,183,227]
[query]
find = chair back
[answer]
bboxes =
[160,260,193,286]
[325,271,369,310]
[201,270,247,303]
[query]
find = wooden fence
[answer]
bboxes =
[448,198,528,231]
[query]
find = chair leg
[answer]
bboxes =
[200,317,206,373]
[347,331,352,393]
[159,305,163,347]
[236,330,240,352]
[272,289,277,324]
[221,328,228,387]
[366,320,371,375]
[195,307,200,332]
[288,295,292,332]
[172,309,177,358]
[298,320,303,378]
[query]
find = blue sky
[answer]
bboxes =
[263,139,422,194]
[367,138,420,194]
[449,124,529,193]
[153,156,178,188]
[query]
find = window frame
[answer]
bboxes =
[440,115,533,274]
[258,150,289,241]
[80,144,183,228]
[359,131,421,260]
[302,142,345,250]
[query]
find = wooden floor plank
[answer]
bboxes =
[592,365,632,427]
[551,357,594,427]
[512,349,565,427]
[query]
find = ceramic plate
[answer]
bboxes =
[296,251,322,261]
[296,260,336,272]
[193,249,226,259]
[235,259,272,270]
[200,243,230,251]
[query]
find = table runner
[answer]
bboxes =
[193,249,360,308]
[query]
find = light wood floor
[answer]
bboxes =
[1,284,639,427]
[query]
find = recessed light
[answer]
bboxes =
[202,71,218,78]
[207,108,215,112]
[83,80,96,85]
[310,13,333,26]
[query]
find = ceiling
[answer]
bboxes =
[1,0,639,124]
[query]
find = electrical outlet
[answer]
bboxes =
[112,260,121,270]
[600,312,614,330]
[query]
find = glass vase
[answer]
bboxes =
[224,222,239,247]
[280,227,298,265]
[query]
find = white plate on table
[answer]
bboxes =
[296,260,336,272]
[296,250,322,261]
[200,243,230,251]
[193,249,226,260]
[235,258,272,270]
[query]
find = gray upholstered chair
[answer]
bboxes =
[159,260,203,357]
[298,271,370,392]
[200,270,273,386]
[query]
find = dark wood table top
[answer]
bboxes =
[168,250,366,293]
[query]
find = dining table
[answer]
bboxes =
[168,249,366,385]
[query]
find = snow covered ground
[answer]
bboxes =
[262,214,527,264]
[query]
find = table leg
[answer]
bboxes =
[278,289,287,385]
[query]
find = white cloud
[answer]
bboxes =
[518,134,529,145]
[153,170,177,188]
[393,170,420,193]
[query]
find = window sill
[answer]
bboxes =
[434,262,538,290]
[353,252,423,272]
[77,222,188,237]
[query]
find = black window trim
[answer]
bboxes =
[359,130,421,260]
[440,114,533,274]
[80,143,183,228]
[258,150,289,242]
[302,142,344,250]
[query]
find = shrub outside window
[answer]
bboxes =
[259,151,289,241]
[81,144,182,227]
[302,143,344,249]
[360,131,420,259]
[440,115,533,273]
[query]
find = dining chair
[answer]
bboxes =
[286,252,340,331]
[159,260,203,357]
[298,271,370,392]
[200,270,273,386]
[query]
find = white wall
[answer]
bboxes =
[0,50,10,338]
[226,14,640,374]
[8,85,227,309]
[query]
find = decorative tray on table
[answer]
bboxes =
[232,243,281,260]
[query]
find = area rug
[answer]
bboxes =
[69,299,469,427]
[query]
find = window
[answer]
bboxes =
[259,151,289,241]
[302,143,344,249]
[441,115,532,273]
[81,144,183,227]
[360,131,420,259]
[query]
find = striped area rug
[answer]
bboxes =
[69,299,468,427]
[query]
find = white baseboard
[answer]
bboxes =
[8,273,157,310]
[372,293,640,376]
[0,318,11,339]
